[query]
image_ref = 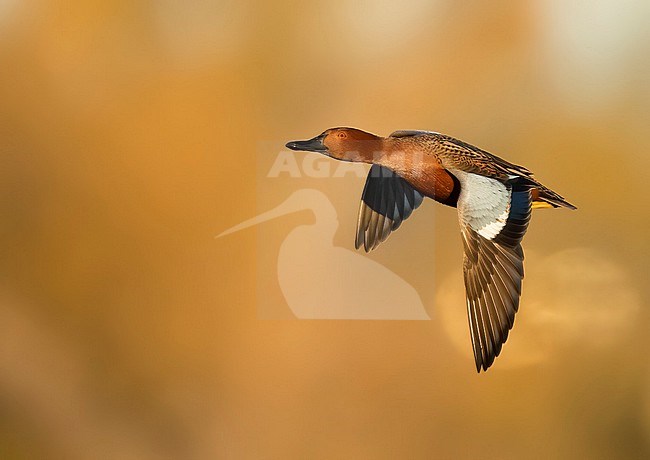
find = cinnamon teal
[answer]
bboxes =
[286,128,576,372]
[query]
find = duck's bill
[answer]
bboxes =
[285,134,327,153]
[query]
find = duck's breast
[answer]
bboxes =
[381,138,460,207]
[404,166,460,207]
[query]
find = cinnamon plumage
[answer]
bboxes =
[286,128,575,372]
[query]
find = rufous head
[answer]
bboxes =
[286,127,382,163]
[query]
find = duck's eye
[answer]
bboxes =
[336,132,347,139]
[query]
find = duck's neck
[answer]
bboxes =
[344,137,415,171]
[344,137,385,164]
[373,137,416,174]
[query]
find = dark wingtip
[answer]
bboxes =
[555,198,577,210]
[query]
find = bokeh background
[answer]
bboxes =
[1,1,649,459]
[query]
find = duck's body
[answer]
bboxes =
[286,128,576,372]
[374,132,460,205]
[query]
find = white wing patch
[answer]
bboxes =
[477,208,509,239]
[450,170,511,241]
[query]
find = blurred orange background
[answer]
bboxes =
[1,1,649,459]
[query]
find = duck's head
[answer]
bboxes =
[286,127,382,163]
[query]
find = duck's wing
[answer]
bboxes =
[432,134,532,180]
[429,134,577,210]
[452,170,532,372]
[389,129,438,138]
[355,164,424,252]
[390,130,534,179]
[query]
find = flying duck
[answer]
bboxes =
[286,128,576,372]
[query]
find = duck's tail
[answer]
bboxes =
[531,184,577,210]
[511,176,576,210]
